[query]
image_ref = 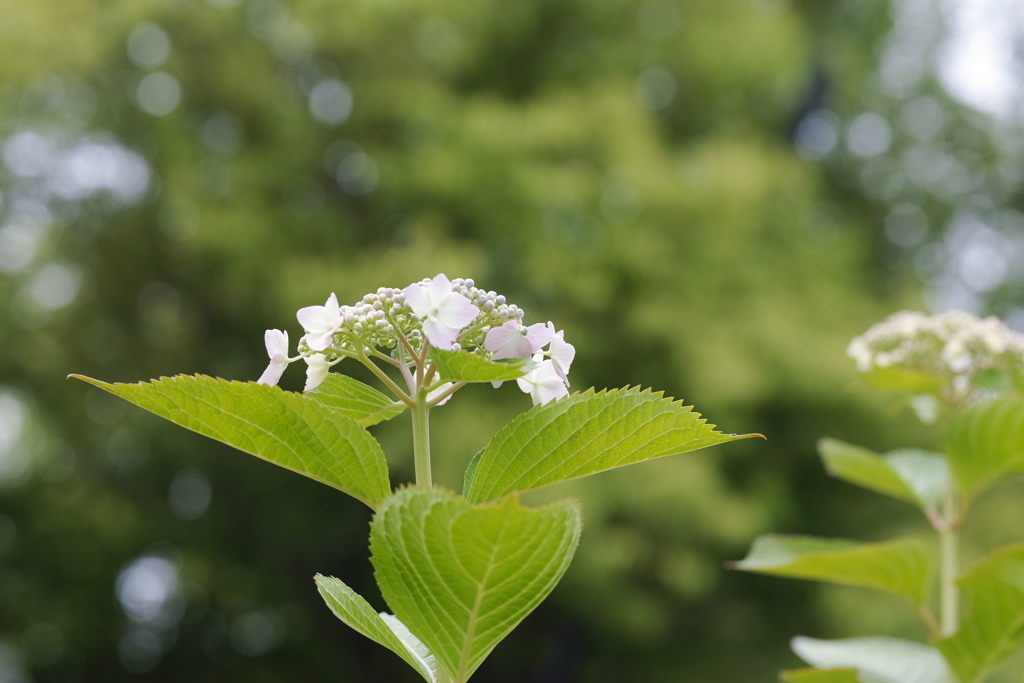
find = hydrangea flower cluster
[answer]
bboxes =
[847,310,1024,396]
[256,273,575,404]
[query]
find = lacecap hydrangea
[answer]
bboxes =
[257,273,575,406]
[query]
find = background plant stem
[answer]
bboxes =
[940,487,959,636]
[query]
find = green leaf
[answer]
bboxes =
[305,373,406,427]
[465,386,761,503]
[779,668,861,683]
[71,374,391,508]
[862,366,945,394]
[819,438,948,512]
[936,541,1024,683]
[791,636,950,683]
[315,574,437,683]
[731,535,933,606]
[428,348,534,383]
[946,396,1024,501]
[370,487,581,683]
[463,447,484,497]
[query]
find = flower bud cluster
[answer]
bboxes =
[257,273,574,403]
[847,310,1024,388]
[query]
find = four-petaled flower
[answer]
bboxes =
[485,320,554,360]
[297,293,342,352]
[402,274,479,350]
[517,356,570,405]
[257,329,290,387]
[304,353,331,392]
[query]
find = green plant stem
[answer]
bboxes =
[412,389,432,488]
[940,487,959,636]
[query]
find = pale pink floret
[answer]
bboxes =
[403,274,480,350]
[485,320,553,361]
[546,322,576,386]
[257,329,290,386]
[304,353,331,391]
[517,357,569,405]
[297,293,342,352]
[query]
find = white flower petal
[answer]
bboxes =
[426,273,453,305]
[402,282,429,317]
[427,382,454,406]
[525,323,554,352]
[304,354,331,391]
[422,317,459,350]
[264,329,289,360]
[257,358,289,386]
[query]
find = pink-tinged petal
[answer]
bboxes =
[524,323,555,352]
[257,358,288,386]
[427,273,453,306]
[402,282,429,317]
[422,317,459,350]
[264,329,289,360]
[303,354,331,391]
[485,321,531,360]
[436,291,480,330]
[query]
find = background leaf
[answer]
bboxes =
[936,541,1024,683]
[779,668,861,682]
[791,636,950,683]
[428,349,534,383]
[315,575,437,683]
[819,438,948,512]
[71,374,391,508]
[465,387,759,503]
[946,396,1024,501]
[370,487,582,683]
[732,535,933,606]
[305,374,406,427]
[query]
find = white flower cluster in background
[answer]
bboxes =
[257,273,575,404]
[847,310,1024,391]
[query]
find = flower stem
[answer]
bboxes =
[940,486,959,636]
[412,388,432,488]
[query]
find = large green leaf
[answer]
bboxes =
[946,396,1024,501]
[936,541,1024,683]
[315,575,437,683]
[465,386,760,503]
[428,348,534,383]
[819,438,948,512]
[732,535,933,606]
[71,374,391,508]
[305,374,406,426]
[791,637,950,683]
[780,668,860,683]
[370,487,581,683]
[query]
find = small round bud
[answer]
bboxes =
[451,342,462,351]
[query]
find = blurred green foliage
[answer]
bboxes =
[1,0,1021,681]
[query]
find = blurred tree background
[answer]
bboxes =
[1,0,1023,681]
